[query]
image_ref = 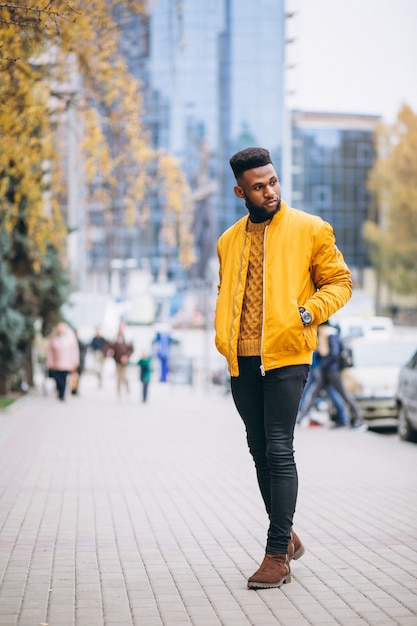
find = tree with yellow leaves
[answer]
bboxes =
[0,1,195,394]
[364,105,417,301]
[1,0,195,260]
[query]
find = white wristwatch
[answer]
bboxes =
[299,307,313,325]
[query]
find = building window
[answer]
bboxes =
[356,141,373,165]
[312,184,332,210]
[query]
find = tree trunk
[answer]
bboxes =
[0,374,11,396]
[24,341,34,387]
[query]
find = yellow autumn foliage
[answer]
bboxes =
[0,1,195,269]
[157,152,196,268]
[365,104,417,295]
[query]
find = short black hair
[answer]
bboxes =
[229,147,272,180]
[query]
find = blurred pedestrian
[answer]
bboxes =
[214,147,353,589]
[91,327,107,387]
[137,352,152,403]
[298,321,366,430]
[47,322,80,401]
[298,349,350,427]
[70,329,88,396]
[152,326,178,382]
[106,322,134,397]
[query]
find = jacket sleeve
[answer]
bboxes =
[305,221,352,324]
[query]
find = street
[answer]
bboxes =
[0,359,416,626]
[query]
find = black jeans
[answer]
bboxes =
[231,357,309,554]
[51,369,69,400]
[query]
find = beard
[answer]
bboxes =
[245,194,281,223]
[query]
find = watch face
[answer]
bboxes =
[302,310,312,324]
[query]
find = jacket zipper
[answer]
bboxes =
[229,231,248,374]
[259,225,268,376]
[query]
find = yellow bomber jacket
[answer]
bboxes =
[214,201,353,377]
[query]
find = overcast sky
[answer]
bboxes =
[287,0,417,123]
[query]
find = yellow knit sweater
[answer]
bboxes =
[237,219,270,356]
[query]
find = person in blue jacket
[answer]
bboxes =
[298,321,366,430]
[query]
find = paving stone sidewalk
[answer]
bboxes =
[0,370,416,626]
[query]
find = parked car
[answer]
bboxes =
[342,336,417,428]
[396,349,417,442]
[332,315,394,341]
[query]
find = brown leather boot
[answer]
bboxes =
[247,553,291,589]
[288,530,305,562]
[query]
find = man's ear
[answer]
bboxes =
[234,185,245,199]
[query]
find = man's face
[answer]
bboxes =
[234,163,281,214]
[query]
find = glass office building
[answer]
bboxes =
[85,1,288,290]
[92,0,287,285]
[141,0,286,273]
[291,111,380,280]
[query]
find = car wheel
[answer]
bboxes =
[398,405,417,442]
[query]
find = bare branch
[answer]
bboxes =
[0,1,79,34]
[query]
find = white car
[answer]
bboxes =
[342,336,417,428]
[332,315,394,341]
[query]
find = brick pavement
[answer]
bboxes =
[0,368,417,626]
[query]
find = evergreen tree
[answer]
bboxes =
[0,141,71,393]
[0,234,25,395]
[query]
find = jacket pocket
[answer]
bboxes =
[302,323,318,351]
[284,306,317,352]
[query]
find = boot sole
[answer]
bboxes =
[247,573,291,589]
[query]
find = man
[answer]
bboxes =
[297,348,351,428]
[214,147,352,589]
[91,327,107,387]
[106,322,134,397]
[298,321,366,430]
